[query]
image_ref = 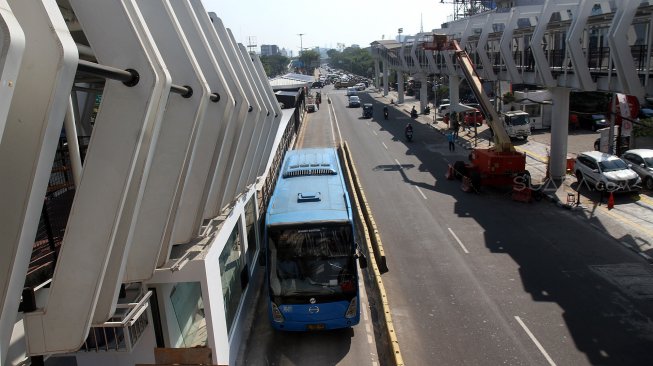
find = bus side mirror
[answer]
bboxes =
[358,255,368,269]
[355,244,367,269]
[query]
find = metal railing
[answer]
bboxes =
[81,291,152,352]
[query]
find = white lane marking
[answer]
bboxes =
[416,187,427,200]
[394,158,402,168]
[329,95,343,144]
[372,130,378,136]
[382,142,388,150]
[514,316,557,366]
[447,228,469,254]
[328,98,337,146]
[357,264,377,363]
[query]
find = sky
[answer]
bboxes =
[203,0,453,56]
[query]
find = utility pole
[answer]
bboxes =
[297,33,305,56]
[247,36,257,54]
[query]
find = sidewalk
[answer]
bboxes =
[372,88,653,261]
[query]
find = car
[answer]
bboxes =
[621,149,653,190]
[346,87,357,97]
[638,108,653,119]
[354,83,366,91]
[362,103,373,118]
[311,81,324,88]
[438,103,451,116]
[574,151,641,192]
[579,113,608,131]
[348,96,361,108]
[463,109,484,127]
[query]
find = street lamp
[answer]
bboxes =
[297,33,305,56]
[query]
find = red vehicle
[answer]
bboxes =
[463,109,484,127]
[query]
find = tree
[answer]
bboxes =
[259,54,290,78]
[299,49,320,73]
[328,47,374,78]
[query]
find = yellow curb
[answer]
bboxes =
[339,143,404,366]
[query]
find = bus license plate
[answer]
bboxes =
[307,324,325,331]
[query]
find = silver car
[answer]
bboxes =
[621,149,653,190]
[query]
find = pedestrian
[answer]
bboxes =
[451,113,460,138]
[447,129,456,151]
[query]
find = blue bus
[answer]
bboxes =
[264,147,366,331]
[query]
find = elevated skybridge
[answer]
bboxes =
[371,1,653,100]
[370,0,653,181]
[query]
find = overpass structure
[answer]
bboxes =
[0,1,303,365]
[371,0,653,179]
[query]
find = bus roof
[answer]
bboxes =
[266,148,351,226]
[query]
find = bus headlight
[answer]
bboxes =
[345,297,358,319]
[271,302,285,323]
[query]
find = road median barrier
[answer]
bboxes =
[338,143,403,366]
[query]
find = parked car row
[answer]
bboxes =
[574,149,653,192]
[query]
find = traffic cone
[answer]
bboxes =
[445,164,454,180]
[607,191,615,209]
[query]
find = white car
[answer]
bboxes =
[354,83,366,91]
[574,151,641,192]
[621,149,653,190]
[437,103,451,116]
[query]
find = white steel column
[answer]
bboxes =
[0,0,24,143]
[210,17,262,212]
[161,0,237,250]
[0,0,68,362]
[549,87,571,180]
[251,53,283,178]
[374,58,380,89]
[198,7,250,219]
[397,71,404,104]
[22,0,170,355]
[420,73,428,112]
[383,60,389,96]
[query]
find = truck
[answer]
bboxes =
[423,34,529,191]
[502,110,531,140]
[334,79,357,89]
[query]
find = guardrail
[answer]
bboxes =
[81,290,152,352]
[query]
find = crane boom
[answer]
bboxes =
[449,40,513,152]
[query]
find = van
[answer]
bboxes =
[438,103,450,116]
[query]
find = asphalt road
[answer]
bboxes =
[336,88,653,365]
[238,84,653,365]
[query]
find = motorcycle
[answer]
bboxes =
[410,109,418,119]
[383,109,389,120]
[424,106,431,115]
[405,129,413,142]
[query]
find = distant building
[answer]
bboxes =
[351,44,360,49]
[280,48,288,57]
[261,44,279,56]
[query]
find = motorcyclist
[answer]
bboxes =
[405,122,414,139]
[411,106,418,118]
[383,105,389,120]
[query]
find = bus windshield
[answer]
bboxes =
[268,224,356,301]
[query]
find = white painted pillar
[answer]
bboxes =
[382,60,389,96]
[374,58,380,89]
[420,73,428,112]
[449,75,460,127]
[549,87,571,180]
[397,71,404,104]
